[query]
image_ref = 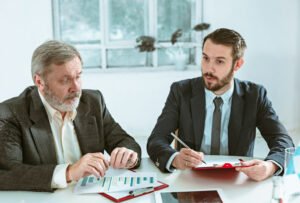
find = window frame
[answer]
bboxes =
[52,0,204,71]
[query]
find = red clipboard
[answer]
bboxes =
[192,159,247,170]
[193,162,243,170]
[99,180,169,203]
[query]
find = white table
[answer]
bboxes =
[1,156,299,203]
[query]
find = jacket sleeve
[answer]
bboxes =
[147,83,180,172]
[256,86,294,174]
[0,103,56,192]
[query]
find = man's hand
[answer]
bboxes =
[172,148,204,169]
[235,159,278,181]
[66,152,109,182]
[110,147,138,169]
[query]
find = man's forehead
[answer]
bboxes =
[47,58,82,76]
[203,39,233,59]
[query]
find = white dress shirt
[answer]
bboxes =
[38,91,82,188]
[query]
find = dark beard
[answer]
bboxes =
[203,66,234,92]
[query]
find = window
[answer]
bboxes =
[52,0,203,70]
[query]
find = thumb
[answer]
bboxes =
[240,159,258,167]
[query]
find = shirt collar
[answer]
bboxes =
[205,83,234,106]
[38,90,77,121]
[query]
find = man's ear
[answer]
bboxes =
[34,74,45,91]
[233,58,244,71]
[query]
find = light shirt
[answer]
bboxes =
[166,83,282,175]
[200,85,234,155]
[166,85,234,171]
[38,91,82,188]
[202,85,281,174]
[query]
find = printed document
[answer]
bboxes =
[74,168,157,194]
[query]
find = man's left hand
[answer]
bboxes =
[235,159,278,181]
[110,147,138,169]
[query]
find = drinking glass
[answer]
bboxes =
[284,147,295,176]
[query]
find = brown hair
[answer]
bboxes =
[203,28,247,62]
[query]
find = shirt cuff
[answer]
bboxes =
[166,152,179,172]
[51,164,69,189]
[267,160,283,176]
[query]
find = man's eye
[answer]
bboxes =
[60,78,69,84]
[202,56,209,61]
[216,60,224,64]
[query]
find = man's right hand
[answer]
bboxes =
[66,152,109,182]
[172,148,204,169]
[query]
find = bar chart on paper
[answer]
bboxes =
[74,172,157,194]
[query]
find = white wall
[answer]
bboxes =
[203,0,300,137]
[0,0,299,139]
[0,0,53,95]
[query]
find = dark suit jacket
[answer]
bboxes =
[0,86,141,192]
[147,77,294,173]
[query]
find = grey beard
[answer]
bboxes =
[44,89,81,112]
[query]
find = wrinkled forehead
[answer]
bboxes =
[45,56,82,78]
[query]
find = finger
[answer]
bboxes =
[240,159,260,166]
[102,159,110,170]
[110,148,120,167]
[199,152,206,164]
[83,153,109,168]
[98,159,110,172]
[180,148,191,154]
[88,155,109,170]
[180,155,192,169]
[116,148,127,168]
[120,149,133,168]
[88,161,106,177]
[188,150,202,159]
[185,160,193,169]
[181,149,202,162]
[199,152,205,159]
[126,152,138,168]
[182,153,198,164]
[114,148,126,168]
[236,166,263,182]
[176,154,192,169]
[236,165,252,172]
[90,152,106,160]
[186,156,202,167]
[83,164,101,178]
[87,158,108,175]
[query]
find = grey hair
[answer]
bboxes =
[31,40,82,81]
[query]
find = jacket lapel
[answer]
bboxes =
[29,88,57,164]
[228,79,245,155]
[73,98,100,154]
[190,78,206,150]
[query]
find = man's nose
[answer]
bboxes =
[207,61,215,72]
[70,79,81,93]
[205,62,216,74]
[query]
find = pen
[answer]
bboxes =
[170,132,207,164]
[129,187,154,196]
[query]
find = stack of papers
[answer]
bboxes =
[193,156,245,170]
[74,169,157,194]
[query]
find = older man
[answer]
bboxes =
[0,40,141,191]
